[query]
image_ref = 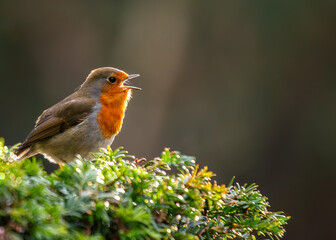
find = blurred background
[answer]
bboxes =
[0,0,335,239]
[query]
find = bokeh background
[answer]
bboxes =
[1,1,335,239]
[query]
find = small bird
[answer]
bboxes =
[15,67,140,165]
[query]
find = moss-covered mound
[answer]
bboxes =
[0,139,289,239]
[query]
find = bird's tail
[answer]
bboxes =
[15,145,34,160]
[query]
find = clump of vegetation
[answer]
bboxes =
[0,138,289,239]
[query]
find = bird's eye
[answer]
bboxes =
[108,76,117,83]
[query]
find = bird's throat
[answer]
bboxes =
[97,90,131,138]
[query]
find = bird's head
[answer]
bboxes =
[79,67,141,99]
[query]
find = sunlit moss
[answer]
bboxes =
[0,139,289,239]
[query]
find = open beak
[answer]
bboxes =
[124,74,141,90]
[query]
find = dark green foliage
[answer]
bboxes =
[0,138,289,239]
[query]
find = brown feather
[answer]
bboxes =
[15,98,96,156]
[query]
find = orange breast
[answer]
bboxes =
[97,89,131,139]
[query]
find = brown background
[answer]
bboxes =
[0,1,335,239]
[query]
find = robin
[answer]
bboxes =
[15,67,140,166]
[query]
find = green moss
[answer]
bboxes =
[0,138,289,239]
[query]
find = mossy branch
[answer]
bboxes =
[0,138,289,239]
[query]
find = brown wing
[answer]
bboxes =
[15,98,96,156]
